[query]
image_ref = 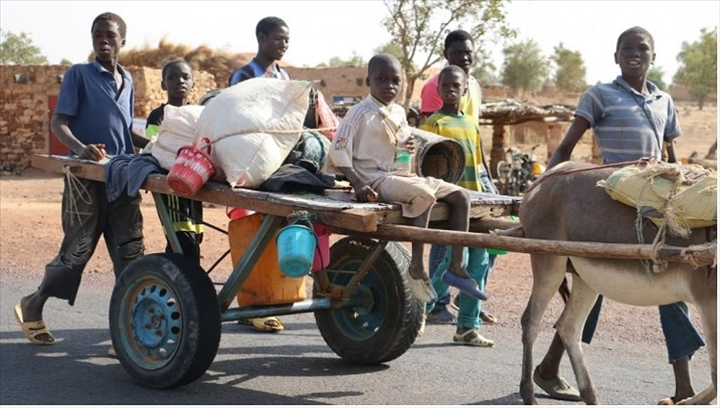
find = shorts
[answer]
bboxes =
[373,174,463,218]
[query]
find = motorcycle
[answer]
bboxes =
[496,144,546,196]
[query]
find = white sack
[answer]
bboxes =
[194,78,311,188]
[151,104,205,170]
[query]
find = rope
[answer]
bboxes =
[62,165,92,226]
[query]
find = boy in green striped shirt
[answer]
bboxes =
[420,65,494,347]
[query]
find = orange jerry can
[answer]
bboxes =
[228,212,307,306]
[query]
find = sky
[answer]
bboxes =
[1,0,718,86]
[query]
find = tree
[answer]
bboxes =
[59,58,73,66]
[647,66,668,91]
[318,52,366,68]
[501,39,549,98]
[471,47,499,85]
[381,0,515,108]
[673,27,717,110]
[0,29,49,65]
[551,43,587,93]
[373,42,406,63]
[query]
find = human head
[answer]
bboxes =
[256,16,289,62]
[407,107,420,127]
[614,26,655,77]
[437,65,467,106]
[366,54,402,105]
[161,59,194,103]
[443,30,474,74]
[90,12,126,62]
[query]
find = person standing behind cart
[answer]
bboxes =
[420,65,494,347]
[534,26,705,404]
[145,59,204,263]
[420,29,499,326]
[226,16,291,333]
[14,12,148,347]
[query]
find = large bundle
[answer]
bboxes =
[151,104,206,170]
[600,162,717,237]
[195,78,312,188]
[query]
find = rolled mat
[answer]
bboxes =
[411,127,465,185]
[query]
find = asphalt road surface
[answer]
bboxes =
[0,273,712,406]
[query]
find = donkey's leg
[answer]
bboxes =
[520,254,568,405]
[555,274,600,405]
[677,293,717,405]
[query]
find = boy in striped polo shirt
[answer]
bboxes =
[420,65,494,347]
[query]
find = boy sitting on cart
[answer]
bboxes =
[325,53,486,304]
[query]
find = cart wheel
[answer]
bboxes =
[109,253,221,389]
[314,237,424,364]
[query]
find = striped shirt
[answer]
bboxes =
[228,58,291,86]
[575,76,681,164]
[421,111,483,192]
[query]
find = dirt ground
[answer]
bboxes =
[0,101,716,347]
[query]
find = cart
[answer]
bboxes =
[32,154,522,389]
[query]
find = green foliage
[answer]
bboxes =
[647,66,668,91]
[501,39,549,98]
[374,42,406,63]
[471,47,499,85]
[673,27,717,110]
[0,29,49,65]
[381,0,515,107]
[59,58,73,66]
[317,51,366,68]
[551,43,587,93]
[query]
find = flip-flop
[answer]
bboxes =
[407,274,438,303]
[440,271,488,300]
[14,304,55,345]
[426,309,457,324]
[480,310,497,325]
[250,317,284,333]
[452,329,494,347]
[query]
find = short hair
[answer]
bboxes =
[161,58,192,80]
[91,12,127,38]
[439,65,466,82]
[367,53,401,76]
[444,29,473,50]
[616,26,654,51]
[256,16,288,37]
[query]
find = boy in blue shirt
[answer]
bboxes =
[228,16,291,86]
[15,12,148,346]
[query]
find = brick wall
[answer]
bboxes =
[0,64,216,170]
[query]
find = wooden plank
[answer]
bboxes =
[358,224,716,266]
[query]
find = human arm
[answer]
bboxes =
[546,116,591,169]
[131,128,149,149]
[335,166,378,202]
[51,113,106,161]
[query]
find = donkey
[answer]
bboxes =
[518,161,716,405]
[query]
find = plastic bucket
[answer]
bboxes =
[276,224,317,278]
[312,223,331,271]
[166,137,215,196]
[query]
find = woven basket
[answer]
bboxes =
[166,137,216,196]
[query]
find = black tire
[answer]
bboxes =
[314,237,424,364]
[109,253,221,389]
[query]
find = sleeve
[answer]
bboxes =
[54,65,81,117]
[228,68,250,86]
[328,115,357,168]
[664,97,682,141]
[573,85,603,127]
[420,79,442,114]
[145,107,163,139]
[419,117,438,134]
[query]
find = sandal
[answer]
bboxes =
[241,317,284,333]
[14,304,55,345]
[452,329,494,347]
[426,309,457,325]
[480,310,497,325]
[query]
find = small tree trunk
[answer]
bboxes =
[490,124,506,178]
[403,77,416,110]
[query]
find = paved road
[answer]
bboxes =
[0,272,712,405]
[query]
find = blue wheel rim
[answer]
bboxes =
[118,277,182,370]
[328,260,387,341]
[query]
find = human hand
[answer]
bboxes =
[78,143,106,161]
[355,185,378,202]
[404,136,416,153]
